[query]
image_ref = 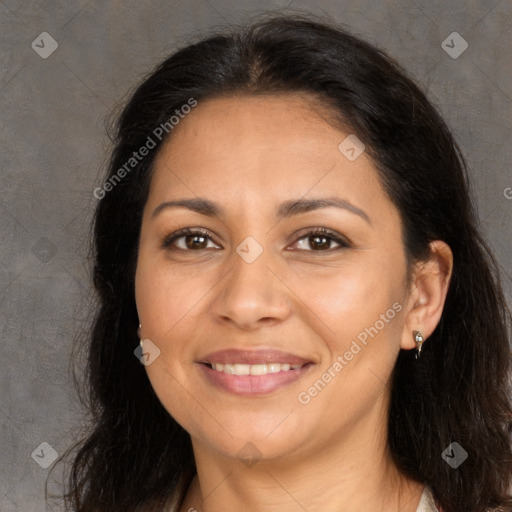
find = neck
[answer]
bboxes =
[179,399,424,512]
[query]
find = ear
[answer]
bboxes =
[400,240,453,351]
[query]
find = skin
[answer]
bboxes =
[135,94,453,512]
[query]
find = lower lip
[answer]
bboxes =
[197,363,314,396]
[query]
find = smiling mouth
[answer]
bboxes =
[198,349,314,394]
[204,362,309,376]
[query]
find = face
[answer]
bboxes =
[135,94,412,464]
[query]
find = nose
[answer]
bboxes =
[211,243,291,331]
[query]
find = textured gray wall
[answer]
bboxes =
[1,1,510,510]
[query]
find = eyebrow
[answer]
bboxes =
[152,197,371,224]
[277,198,371,224]
[153,198,221,218]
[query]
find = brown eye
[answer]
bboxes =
[162,228,220,251]
[183,234,209,249]
[293,228,349,252]
[307,234,335,251]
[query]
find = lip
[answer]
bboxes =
[199,349,312,366]
[197,349,315,396]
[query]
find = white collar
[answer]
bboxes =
[415,485,439,512]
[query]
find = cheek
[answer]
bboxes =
[134,257,205,419]
[135,252,213,341]
[290,255,405,347]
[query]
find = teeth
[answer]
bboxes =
[234,364,250,375]
[211,363,302,375]
[250,364,267,375]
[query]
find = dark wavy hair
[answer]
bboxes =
[52,15,512,512]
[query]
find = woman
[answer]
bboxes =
[57,15,512,512]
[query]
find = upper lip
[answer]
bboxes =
[199,349,312,366]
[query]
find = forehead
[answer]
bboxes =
[148,94,392,221]
[156,93,344,164]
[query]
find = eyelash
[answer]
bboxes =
[161,227,350,252]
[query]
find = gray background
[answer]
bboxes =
[1,1,510,510]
